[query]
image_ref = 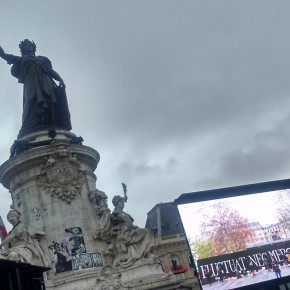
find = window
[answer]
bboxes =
[170,255,179,269]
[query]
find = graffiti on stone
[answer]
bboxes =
[42,205,48,217]
[49,226,103,273]
[15,193,22,208]
[91,252,103,267]
[65,227,86,255]
[49,240,72,273]
[72,252,103,270]
[31,207,41,220]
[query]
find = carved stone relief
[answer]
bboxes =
[31,207,41,220]
[37,151,84,203]
[96,265,125,290]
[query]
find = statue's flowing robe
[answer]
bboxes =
[0,222,50,267]
[4,54,71,135]
[111,210,154,268]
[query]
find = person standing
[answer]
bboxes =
[205,269,213,286]
[273,263,282,278]
[218,268,224,282]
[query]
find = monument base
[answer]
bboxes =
[44,262,181,290]
[118,261,178,289]
[45,268,101,290]
[0,130,187,290]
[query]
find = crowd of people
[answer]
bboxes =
[203,252,290,286]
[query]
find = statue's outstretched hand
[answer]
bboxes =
[0,46,5,58]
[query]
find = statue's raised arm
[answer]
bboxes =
[0,45,20,64]
[0,40,72,137]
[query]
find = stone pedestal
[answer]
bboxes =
[118,261,177,289]
[0,130,184,290]
[0,130,105,288]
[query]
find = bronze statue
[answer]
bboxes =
[0,40,72,137]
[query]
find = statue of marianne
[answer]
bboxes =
[0,40,72,137]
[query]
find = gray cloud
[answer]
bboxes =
[1,1,290,228]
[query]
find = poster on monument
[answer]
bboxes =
[49,226,103,273]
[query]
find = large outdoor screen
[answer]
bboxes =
[175,179,290,290]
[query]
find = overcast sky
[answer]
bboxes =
[1,1,290,230]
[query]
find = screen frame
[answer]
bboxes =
[174,178,290,205]
[174,178,290,290]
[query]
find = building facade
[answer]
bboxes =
[146,202,200,290]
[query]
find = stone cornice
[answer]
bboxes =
[0,144,100,190]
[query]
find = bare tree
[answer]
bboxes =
[276,189,290,235]
[199,202,254,256]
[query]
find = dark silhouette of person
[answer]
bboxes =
[205,269,213,285]
[218,268,224,282]
[273,263,282,278]
[172,259,177,269]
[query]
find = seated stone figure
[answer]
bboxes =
[89,189,111,242]
[110,195,156,269]
[0,209,50,267]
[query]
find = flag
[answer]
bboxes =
[0,216,7,241]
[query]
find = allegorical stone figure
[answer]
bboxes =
[0,39,71,136]
[0,208,51,267]
[90,186,160,270]
[89,189,111,242]
[110,195,156,269]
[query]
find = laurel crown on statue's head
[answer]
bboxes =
[19,39,37,55]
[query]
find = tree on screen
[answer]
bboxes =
[190,237,216,259]
[198,202,254,256]
[276,189,290,235]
